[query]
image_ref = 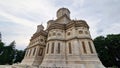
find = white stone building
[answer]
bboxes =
[21,8,105,68]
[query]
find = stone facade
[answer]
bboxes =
[21,8,105,68]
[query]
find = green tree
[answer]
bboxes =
[0,42,4,49]
[7,41,16,64]
[0,41,25,65]
[105,34,120,67]
[14,50,25,63]
[94,34,120,67]
[0,42,5,64]
[0,42,4,54]
[1,41,16,65]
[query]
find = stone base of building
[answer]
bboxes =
[10,62,105,68]
[12,64,38,68]
[40,64,104,68]
[21,56,43,66]
[39,61,105,68]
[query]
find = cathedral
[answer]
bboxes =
[21,8,105,68]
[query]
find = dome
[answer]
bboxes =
[57,8,70,13]
[47,20,54,29]
[57,8,70,18]
[47,20,54,24]
[37,24,44,29]
[36,24,44,33]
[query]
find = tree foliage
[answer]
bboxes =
[0,41,25,65]
[14,50,25,63]
[94,34,120,67]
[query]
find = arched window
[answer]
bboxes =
[88,42,93,53]
[82,41,87,54]
[68,43,72,54]
[58,43,60,54]
[38,48,43,56]
[25,50,28,56]
[29,49,32,56]
[46,43,49,54]
[49,33,51,37]
[51,42,54,53]
[33,48,36,56]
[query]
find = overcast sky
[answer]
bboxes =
[0,0,120,50]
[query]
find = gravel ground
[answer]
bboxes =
[0,65,12,68]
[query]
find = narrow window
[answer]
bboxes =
[49,34,51,37]
[68,43,72,54]
[53,32,56,36]
[33,48,36,56]
[58,43,60,54]
[88,42,93,53]
[46,43,49,54]
[51,42,54,53]
[82,41,87,54]
[29,49,32,56]
[25,50,28,56]
[38,48,43,56]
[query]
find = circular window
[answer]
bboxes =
[79,30,83,34]
[85,31,88,34]
[40,39,44,42]
[53,32,56,36]
[57,33,61,36]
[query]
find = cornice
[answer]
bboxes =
[30,30,47,41]
[66,20,89,29]
[47,37,92,42]
[47,20,89,31]
[27,43,46,49]
[47,23,66,31]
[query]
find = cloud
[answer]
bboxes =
[0,0,58,25]
[98,23,120,36]
[0,0,120,50]
[0,11,37,27]
[71,0,85,7]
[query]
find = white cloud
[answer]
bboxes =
[99,23,120,36]
[0,11,37,27]
[0,0,58,21]
[71,0,85,7]
[0,0,120,50]
[0,0,58,50]
[83,17,102,38]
